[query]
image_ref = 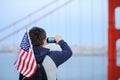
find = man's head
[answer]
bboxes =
[29,27,46,46]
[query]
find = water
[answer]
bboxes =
[0,53,108,80]
[0,54,19,80]
[57,55,108,80]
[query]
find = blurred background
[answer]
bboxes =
[0,0,120,80]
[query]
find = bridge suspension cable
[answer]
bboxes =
[0,0,58,32]
[0,0,73,42]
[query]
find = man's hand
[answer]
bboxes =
[55,35,63,44]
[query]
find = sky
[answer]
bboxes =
[0,0,119,47]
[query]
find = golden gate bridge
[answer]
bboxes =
[0,0,120,80]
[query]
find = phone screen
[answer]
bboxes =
[47,37,56,43]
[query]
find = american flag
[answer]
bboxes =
[14,33,38,78]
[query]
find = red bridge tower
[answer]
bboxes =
[108,0,120,80]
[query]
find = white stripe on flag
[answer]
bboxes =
[23,49,35,76]
[21,50,31,74]
[26,59,37,77]
[18,51,28,72]
[14,50,24,68]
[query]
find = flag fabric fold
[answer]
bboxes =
[14,33,38,78]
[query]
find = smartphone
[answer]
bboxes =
[47,37,56,43]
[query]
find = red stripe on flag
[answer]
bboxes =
[19,52,28,72]
[22,50,33,74]
[17,50,25,70]
[27,59,38,77]
[18,51,28,72]
[14,49,22,65]
[25,57,35,77]
[22,49,37,77]
[21,50,32,74]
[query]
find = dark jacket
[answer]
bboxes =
[19,40,72,80]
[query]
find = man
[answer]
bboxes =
[19,27,72,80]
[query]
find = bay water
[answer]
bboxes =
[0,53,109,80]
